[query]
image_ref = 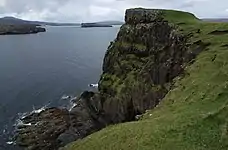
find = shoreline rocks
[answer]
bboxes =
[16,108,70,150]
[15,91,106,150]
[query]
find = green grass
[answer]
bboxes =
[65,9,228,150]
[162,9,199,23]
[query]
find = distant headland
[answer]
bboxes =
[0,24,46,35]
[81,21,123,28]
[0,16,80,26]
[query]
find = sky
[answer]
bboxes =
[0,0,227,23]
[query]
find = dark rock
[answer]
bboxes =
[211,54,217,62]
[57,128,81,147]
[125,8,163,24]
[196,29,201,33]
[209,30,228,35]
[16,108,70,150]
[15,92,106,150]
[221,44,228,48]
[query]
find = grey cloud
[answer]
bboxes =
[0,0,226,22]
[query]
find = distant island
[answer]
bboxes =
[0,16,79,35]
[0,24,46,35]
[81,21,124,28]
[0,17,47,35]
[93,21,124,26]
[81,23,112,28]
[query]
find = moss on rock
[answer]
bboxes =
[99,8,207,125]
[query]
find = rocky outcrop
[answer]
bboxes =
[15,8,210,150]
[15,92,107,150]
[0,24,46,35]
[98,8,209,123]
[16,108,70,150]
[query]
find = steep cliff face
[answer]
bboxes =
[66,8,228,150]
[98,8,207,123]
[16,8,210,150]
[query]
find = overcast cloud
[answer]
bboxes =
[0,0,226,22]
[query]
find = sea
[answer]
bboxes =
[0,25,120,149]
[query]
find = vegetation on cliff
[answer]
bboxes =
[65,8,228,150]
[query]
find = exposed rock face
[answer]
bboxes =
[99,8,209,123]
[15,8,209,150]
[125,9,163,24]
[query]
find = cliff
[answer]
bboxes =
[98,8,204,124]
[15,8,228,150]
[65,9,228,150]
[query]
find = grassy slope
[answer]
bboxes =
[66,10,228,150]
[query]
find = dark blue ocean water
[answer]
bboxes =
[0,26,119,149]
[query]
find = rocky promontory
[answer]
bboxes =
[0,24,46,35]
[15,8,210,150]
[15,92,105,150]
